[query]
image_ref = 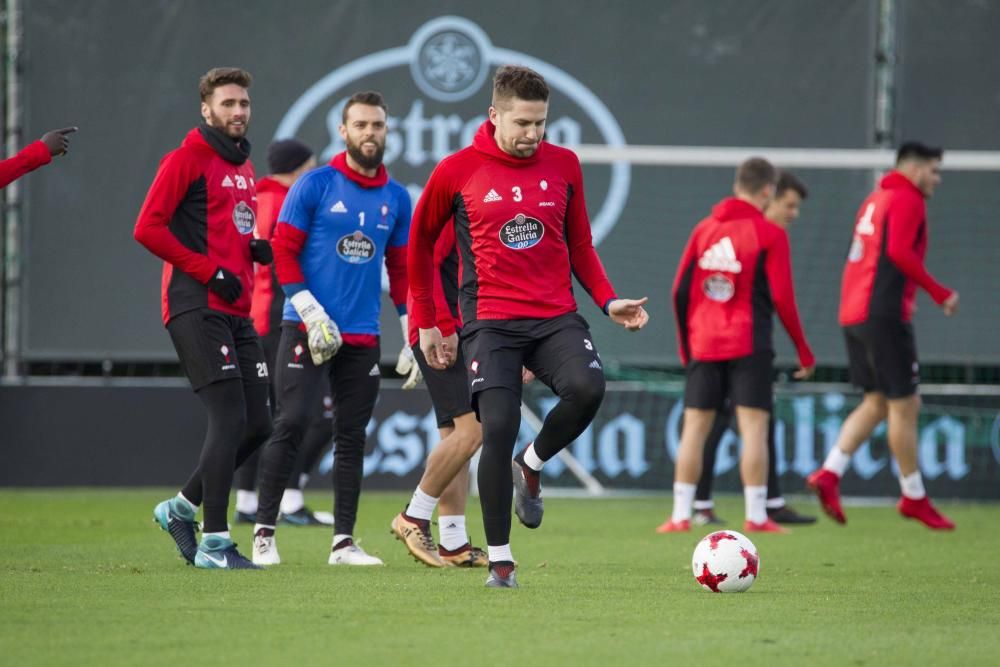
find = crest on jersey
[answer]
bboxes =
[499,214,544,250]
[703,273,735,302]
[232,200,256,235]
[337,231,376,263]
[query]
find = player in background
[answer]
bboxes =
[251,91,411,566]
[807,142,958,530]
[390,222,489,568]
[658,157,815,535]
[233,139,334,527]
[0,126,77,188]
[409,65,649,588]
[692,171,816,526]
[135,67,271,569]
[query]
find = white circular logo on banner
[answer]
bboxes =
[275,15,630,247]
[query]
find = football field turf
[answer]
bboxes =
[2,489,996,666]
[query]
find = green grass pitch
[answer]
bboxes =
[1,489,997,666]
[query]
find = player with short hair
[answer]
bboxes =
[390,222,488,568]
[233,138,335,527]
[692,171,816,526]
[807,142,957,530]
[251,90,412,566]
[409,65,649,588]
[135,67,271,569]
[659,157,815,535]
[0,126,78,188]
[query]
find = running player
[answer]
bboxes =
[807,142,957,530]
[408,65,649,588]
[251,91,411,566]
[0,126,77,188]
[135,67,271,569]
[658,157,815,535]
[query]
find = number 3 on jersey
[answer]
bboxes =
[512,186,522,202]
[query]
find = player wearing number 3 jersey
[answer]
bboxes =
[408,65,649,588]
[808,142,958,530]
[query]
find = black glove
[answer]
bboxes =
[250,238,273,265]
[207,267,242,303]
[40,126,78,156]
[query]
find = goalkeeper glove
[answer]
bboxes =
[395,314,422,390]
[290,290,342,365]
[207,267,242,303]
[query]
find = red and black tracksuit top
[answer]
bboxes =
[249,176,288,336]
[839,171,952,326]
[0,140,51,189]
[134,126,257,325]
[408,120,617,330]
[673,197,814,368]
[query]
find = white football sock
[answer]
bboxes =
[745,485,768,524]
[332,534,352,550]
[253,522,276,533]
[823,447,851,477]
[899,471,926,500]
[235,490,258,514]
[280,489,305,515]
[487,544,514,563]
[204,531,231,541]
[692,499,714,511]
[438,515,468,551]
[671,482,696,522]
[766,497,786,510]
[176,492,198,510]
[406,486,439,521]
[522,442,545,471]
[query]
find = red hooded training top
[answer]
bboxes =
[839,170,952,326]
[408,121,617,330]
[134,126,257,325]
[0,141,52,189]
[672,197,814,368]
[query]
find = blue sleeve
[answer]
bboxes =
[278,170,321,233]
[388,184,412,247]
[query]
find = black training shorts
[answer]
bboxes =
[413,344,473,428]
[843,319,919,399]
[167,308,269,391]
[460,312,604,414]
[684,350,774,411]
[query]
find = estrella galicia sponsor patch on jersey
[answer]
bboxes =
[232,200,256,235]
[337,230,376,264]
[499,214,544,250]
[703,272,735,302]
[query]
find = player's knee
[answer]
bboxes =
[568,370,605,410]
[888,393,921,417]
[863,392,889,419]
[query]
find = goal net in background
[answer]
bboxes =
[518,144,1000,499]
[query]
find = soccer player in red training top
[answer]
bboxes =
[692,171,816,526]
[807,142,958,530]
[232,139,335,527]
[391,221,489,568]
[409,65,650,588]
[135,68,273,569]
[0,126,77,188]
[659,157,815,535]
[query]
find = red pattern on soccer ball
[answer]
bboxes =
[739,548,759,579]
[708,532,738,550]
[696,563,728,592]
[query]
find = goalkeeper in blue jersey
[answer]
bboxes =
[250,91,413,566]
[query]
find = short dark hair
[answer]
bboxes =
[896,141,943,165]
[735,157,778,195]
[199,67,252,102]
[492,65,549,107]
[342,91,388,123]
[776,170,808,199]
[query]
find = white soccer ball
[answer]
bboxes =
[691,530,759,593]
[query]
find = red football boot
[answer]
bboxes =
[806,469,847,524]
[655,518,690,533]
[744,518,789,533]
[897,496,956,530]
